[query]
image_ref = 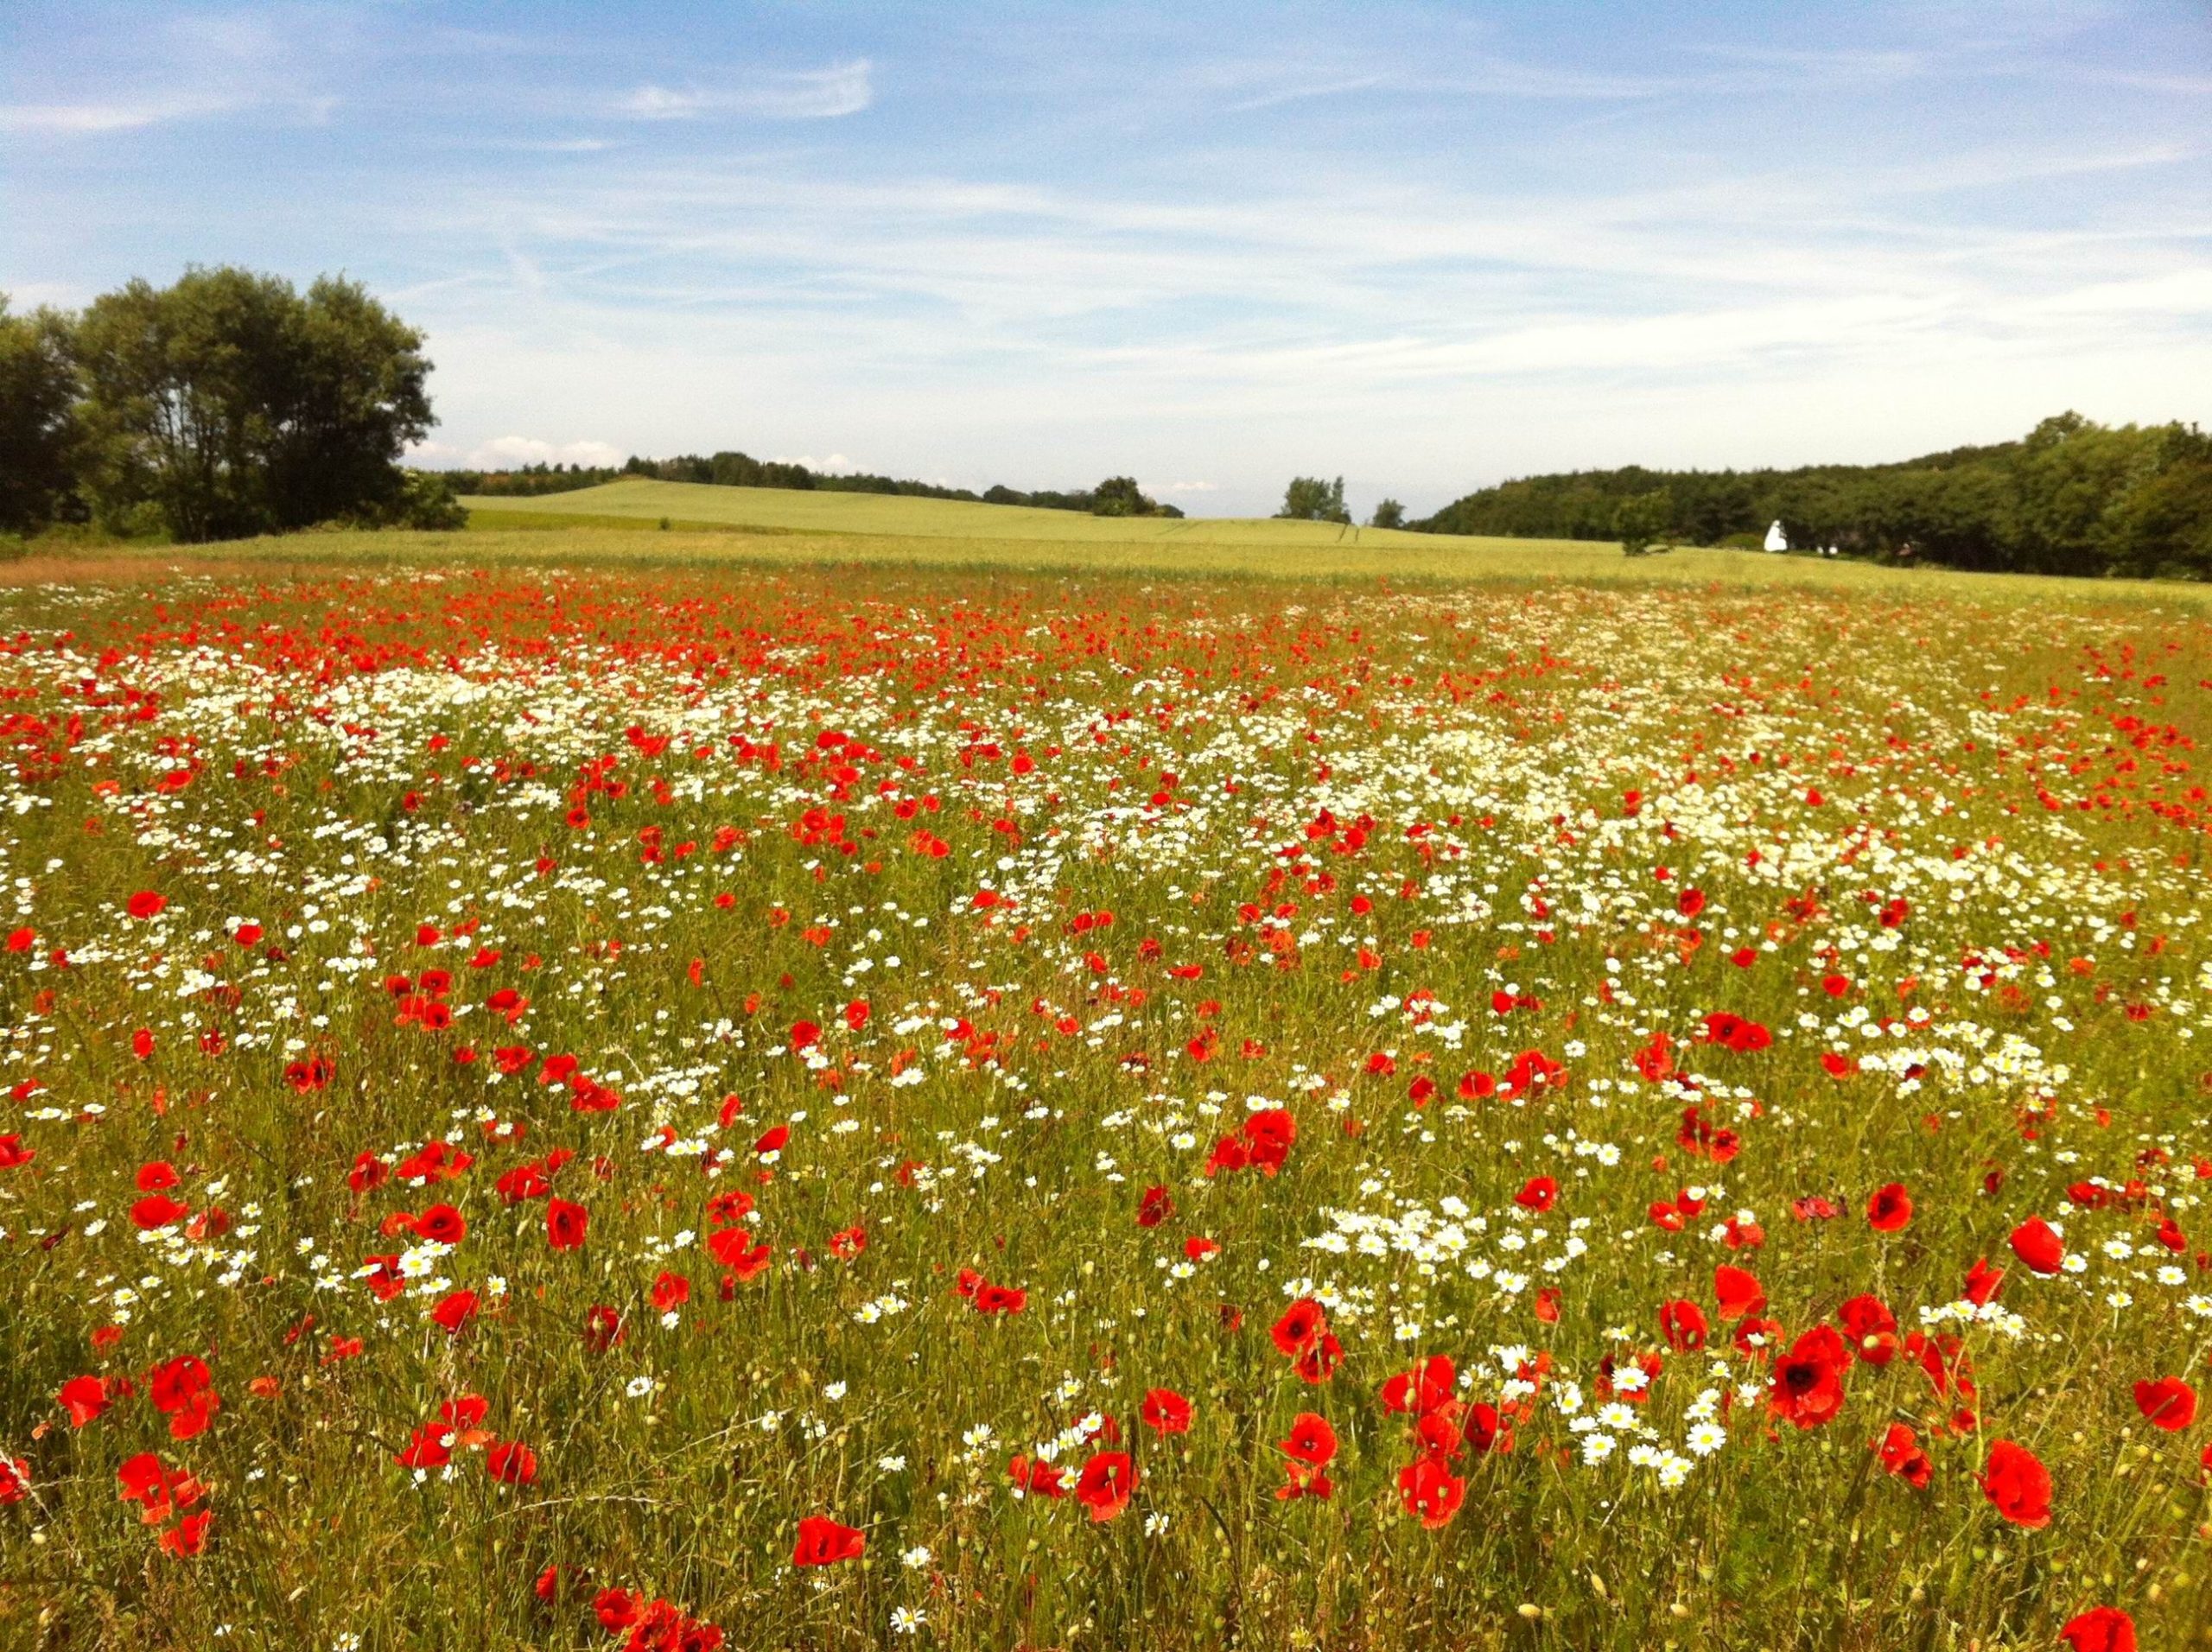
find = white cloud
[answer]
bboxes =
[615,86,707,121]
[0,98,228,134]
[0,10,341,138]
[461,435,626,469]
[614,60,872,123]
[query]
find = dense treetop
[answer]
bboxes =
[1414,413,2212,579]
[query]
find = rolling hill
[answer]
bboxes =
[460,478,1438,548]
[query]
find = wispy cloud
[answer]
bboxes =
[7,1,2206,513]
[435,435,626,469]
[0,8,338,137]
[0,98,232,134]
[614,60,873,123]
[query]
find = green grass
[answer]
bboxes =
[461,479,1459,548]
[20,513,2209,617]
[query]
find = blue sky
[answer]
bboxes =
[4,2,2209,517]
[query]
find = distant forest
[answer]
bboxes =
[442,453,1183,518]
[1413,413,2212,579]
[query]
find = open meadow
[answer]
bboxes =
[3,523,2210,1651]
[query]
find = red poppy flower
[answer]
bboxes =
[1293,1332,1344,1384]
[1769,1326,1848,1429]
[1865,1182,1913,1232]
[160,1509,213,1557]
[1514,1176,1558,1212]
[1713,1264,1766,1322]
[1414,1410,1464,1458]
[416,1203,467,1245]
[1875,1422,1931,1489]
[1395,1456,1465,1528]
[1963,1257,2006,1305]
[1141,1388,1192,1436]
[116,1452,204,1523]
[1658,1299,1708,1352]
[1009,1454,1066,1497]
[1380,1354,1457,1415]
[1979,1438,2052,1528]
[1136,1184,1174,1228]
[395,1422,454,1469]
[1243,1108,1296,1174]
[131,1193,189,1230]
[127,891,167,919]
[1272,1298,1327,1357]
[2060,1606,2137,1652]
[546,1198,588,1250]
[594,1589,644,1631]
[430,1289,480,1334]
[2133,1376,2197,1432]
[1075,1452,1138,1522]
[1204,1133,1251,1177]
[721,1240,773,1283]
[59,1375,110,1427]
[149,1355,219,1440]
[1699,1011,1772,1052]
[582,1304,626,1352]
[1836,1293,1898,1364]
[1281,1412,1338,1466]
[791,1512,867,1566]
[652,1271,692,1312]
[486,1440,538,1485]
[2009,1216,2065,1275]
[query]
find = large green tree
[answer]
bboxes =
[1277,475,1350,524]
[73,267,436,542]
[0,295,82,535]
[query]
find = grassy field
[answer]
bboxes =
[459,479,1457,548]
[19,507,2209,615]
[2,534,2209,1652]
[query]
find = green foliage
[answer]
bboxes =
[71,267,435,543]
[1414,414,2212,579]
[381,469,467,531]
[1612,488,1672,556]
[1370,498,1406,530]
[0,295,84,534]
[1090,475,1178,518]
[443,461,620,498]
[1278,475,1350,524]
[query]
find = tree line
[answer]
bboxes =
[1,267,462,544]
[448,457,1185,518]
[1411,413,2212,578]
[1274,476,1406,529]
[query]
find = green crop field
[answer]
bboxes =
[461,479,1452,547]
[18,510,2209,618]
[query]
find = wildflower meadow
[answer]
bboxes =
[3,556,2209,1651]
